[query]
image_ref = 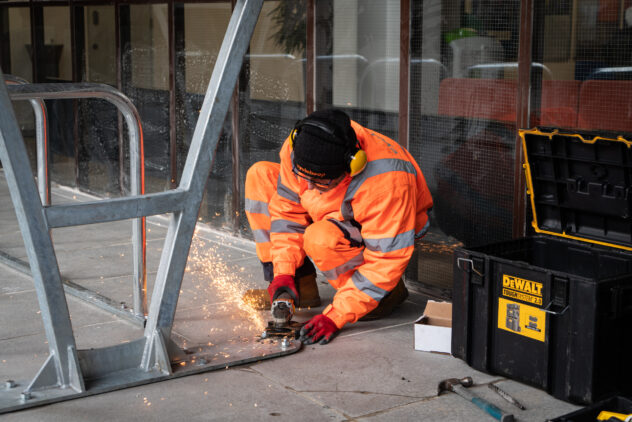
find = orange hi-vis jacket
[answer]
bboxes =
[265,121,433,329]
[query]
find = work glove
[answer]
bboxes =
[299,314,339,345]
[268,274,298,302]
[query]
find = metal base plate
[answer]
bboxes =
[0,336,301,414]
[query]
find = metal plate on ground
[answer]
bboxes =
[0,337,301,414]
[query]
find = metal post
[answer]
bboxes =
[513,0,534,239]
[399,0,410,149]
[306,0,315,114]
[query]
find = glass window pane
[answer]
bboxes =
[6,7,33,82]
[42,6,75,187]
[334,0,399,113]
[182,2,233,227]
[238,0,307,235]
[408,0,520,295]
[249,1,305,102]
[3,7,36,173]
[183,3,231,95]
[536,1,632,134]
[316,0,400,142]
[130,4,169,91]
[42,6,71,82]
[122,4,170,192]
[84,6,116,85]
[78,5,120,195]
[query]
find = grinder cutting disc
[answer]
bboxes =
[263,320,304,339]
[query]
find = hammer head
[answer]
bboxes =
[437,376,474,395]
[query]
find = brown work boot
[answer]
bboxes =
[359,278,409,321]
[242,259,321,310]
[295,270,321,308]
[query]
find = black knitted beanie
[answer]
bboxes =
[292,109,357,179]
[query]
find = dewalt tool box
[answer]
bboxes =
[548,396,632,422]
[451,128,632,405]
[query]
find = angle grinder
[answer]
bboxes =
[262,292,304,339]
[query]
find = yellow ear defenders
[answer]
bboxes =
[290,118,367,177]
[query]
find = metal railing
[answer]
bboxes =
[3,79,147,320]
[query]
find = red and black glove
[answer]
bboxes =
[299,314,339,345]
[267,274,298,302]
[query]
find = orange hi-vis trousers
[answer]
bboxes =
[245,161,365,293]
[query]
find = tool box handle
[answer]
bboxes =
[542,300,569,316]
[543,276,570,316]
[457,258,483,277]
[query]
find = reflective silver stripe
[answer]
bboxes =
[322,251,364,280]
[351,271,389,302]
[416,219,430,239]
[276,174,300,204]
[364,229,415,253]
[252,229,270,243]
[271,219,306,234]
[341,158,417,220]
[244,198,269,216]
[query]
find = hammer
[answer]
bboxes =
[438,377,514,422]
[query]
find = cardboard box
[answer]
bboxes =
[414,300,452,354]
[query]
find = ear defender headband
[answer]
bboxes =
[290,118,367,177]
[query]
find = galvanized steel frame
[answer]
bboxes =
[3,79,148,320]
[0,0,299,414]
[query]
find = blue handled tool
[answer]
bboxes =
[438,377,514,422]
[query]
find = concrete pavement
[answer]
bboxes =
[0,174,580,421]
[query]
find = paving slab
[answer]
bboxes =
[0,230,27,258]
[0,264,34,294]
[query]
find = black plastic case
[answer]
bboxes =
[451,128,632,404]
[548,396,632,421]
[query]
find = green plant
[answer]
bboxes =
[268,0,306,56]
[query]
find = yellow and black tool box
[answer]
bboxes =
[548,396,632,421]
[451,128,632,405]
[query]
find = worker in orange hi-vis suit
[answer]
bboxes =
[244,109,433,345]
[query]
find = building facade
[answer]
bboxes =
[1,0,631,296]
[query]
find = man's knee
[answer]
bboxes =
[303,220,347,257]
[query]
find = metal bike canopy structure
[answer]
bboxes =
[0,0,299,414]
